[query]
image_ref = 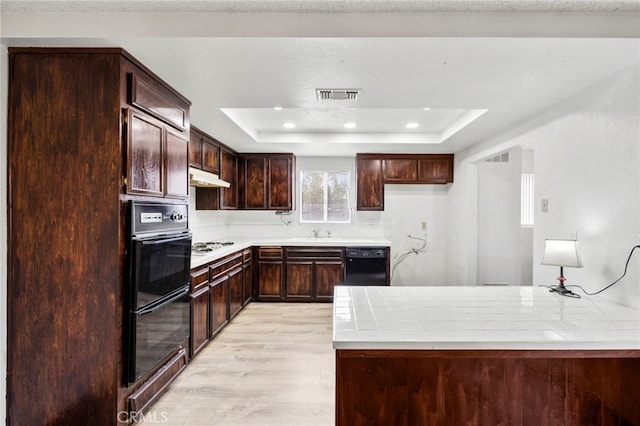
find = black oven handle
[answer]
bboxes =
[137,286,190,316]
[139,235,191,246]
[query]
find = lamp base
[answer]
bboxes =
[549,282,580,298]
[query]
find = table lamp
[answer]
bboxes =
[541,239,583,297]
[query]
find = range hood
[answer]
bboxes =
[189,167,230,188]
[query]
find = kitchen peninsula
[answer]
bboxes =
[333,286,640,425]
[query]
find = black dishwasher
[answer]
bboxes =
[343,247,389,286]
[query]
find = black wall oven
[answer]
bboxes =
[126,201,191,385]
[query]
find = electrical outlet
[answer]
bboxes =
[421,221,427,231]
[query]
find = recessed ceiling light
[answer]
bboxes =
[405,122,419,129]
[282,122,296,129]
[344,122,357,129]
[423,107,431,111]
[273,106,283,111]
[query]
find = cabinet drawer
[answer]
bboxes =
[128,72,189,131]
[286,249,344,260]
[190,268,209,291]
[128,348,187,414]
[258,247,284,260]
[209,252,243,280]
[243,248,252,263]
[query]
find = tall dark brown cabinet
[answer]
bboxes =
[7,48,190,425]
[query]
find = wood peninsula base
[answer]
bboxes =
[336,349,640,425]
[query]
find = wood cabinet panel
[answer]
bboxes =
[257,262,284,300]
[127,110,164,196]
[8,48,124,425]
[129,72,188,131]
[190,268,209,292]
[418,155,454,183]
[336,350,640,426]
[220,148,238,209]
[284,248,344,302]
[243,251,253,306]
[240,153,295,210]
[189,126,220,174]
[189,131,203,168]
[165,128,189,198]
[383,158,418,182]
[228,267,244,319]
[269,155,294,210]
[202,137,220,174]
[356,155,384,211]
[243,156,267,208]
[258,247,284,260]
[209,276,229,337]
[128,348,188,415]
[254,247,285,301]
[190,286,209,357]
[286,261,314,299]
[315,261,344,301]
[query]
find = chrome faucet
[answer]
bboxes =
[312,229,320,238]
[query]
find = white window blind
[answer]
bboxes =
[521,173,535,227]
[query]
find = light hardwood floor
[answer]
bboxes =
[140,303,335,425]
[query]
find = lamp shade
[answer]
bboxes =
[541,239,583,268]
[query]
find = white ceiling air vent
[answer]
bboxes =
[316,89,360,101]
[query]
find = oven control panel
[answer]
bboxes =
[131,202,189,236]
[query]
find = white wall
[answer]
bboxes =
[476,150,521,286]
[189,156,450,285]
[532,65,640,308]
[450,64,640,306]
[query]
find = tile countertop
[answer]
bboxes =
[333,286,640,351]
[190,237,391,269]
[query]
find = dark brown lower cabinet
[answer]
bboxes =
[315,261,345,301]
[285,261,314,300]
[210,276,229,337]
[229,267,244,319]
[190,286,210,357]
[285,248,345,302]
[336,349,640,426]
[255,247,285,301]
[243,257,253,306]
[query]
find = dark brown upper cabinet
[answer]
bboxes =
[356,155,385,211]
[189,126,220,174]
[165,127,189,199]
[189,127,203,168]
[124,65,190,200]
[418,155,454,183]
[126,110,164,197]
[239,153,295,210]
[357,153,454,211]
[383,158,418,183]
[220,147,239,209]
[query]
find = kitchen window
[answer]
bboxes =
[300,170,351,223]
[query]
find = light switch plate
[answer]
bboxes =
[541,199,549,213]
